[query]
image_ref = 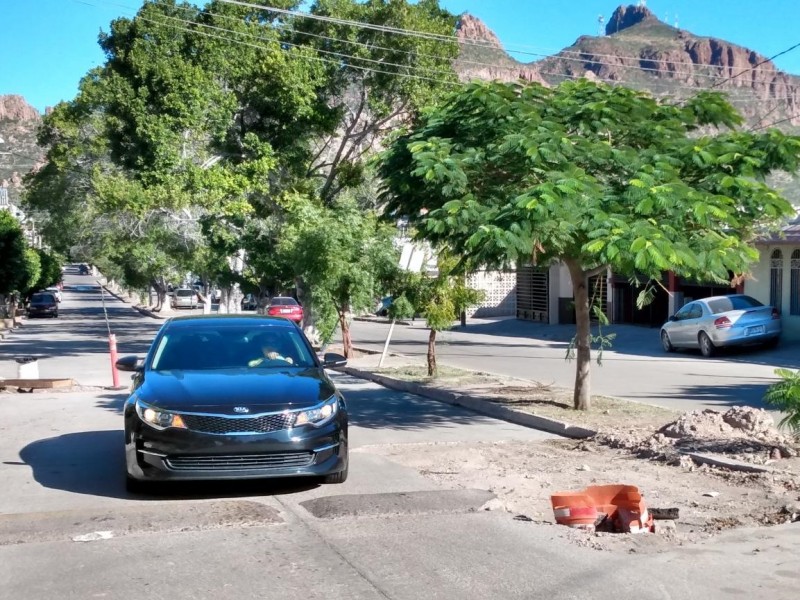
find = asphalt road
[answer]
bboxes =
[2,268,799,599]
[347,317,800,413]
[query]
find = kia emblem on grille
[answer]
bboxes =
[233,407,250,414]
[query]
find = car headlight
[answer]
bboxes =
[135,399,186,430]
[294,397,338,428]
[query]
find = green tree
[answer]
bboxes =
[33,249,63,292]
[0,211,29,315]
[295,0,459,205]
[281,193,399,356]
[764,369,800,435]
[380,80,800,409]
[20,248,42,298]
[398,257,483,376]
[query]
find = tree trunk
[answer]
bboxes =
[339,311,353,358]
[566,259,592,411]
[427,329,437,377]
[151,279,167,311]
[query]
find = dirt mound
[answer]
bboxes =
[598,406,797,464]
[660,407,783,442]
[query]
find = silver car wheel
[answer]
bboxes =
[661,331,674,352]
[698,332,715,357]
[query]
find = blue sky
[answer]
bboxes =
[3,0,800,113]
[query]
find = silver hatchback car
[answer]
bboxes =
[660,294,781,357]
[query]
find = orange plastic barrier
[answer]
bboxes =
[550,484,653,533]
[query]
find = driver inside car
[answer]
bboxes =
[247,333,294,367]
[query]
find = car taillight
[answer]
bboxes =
[714,316,732,329]
[772,308,780,320]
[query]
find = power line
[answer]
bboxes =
[89,0,800,104]
[215,0,800,78]
[82,0,800,102]
[68,0,800,125]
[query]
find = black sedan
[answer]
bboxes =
[116,315,349,493]
[27,291,59,318]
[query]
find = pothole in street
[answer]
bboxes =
[300,489,495,519]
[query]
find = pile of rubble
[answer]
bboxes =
[597,406,798,464]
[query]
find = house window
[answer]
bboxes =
[791,250,800,315]
[770,249,783,312]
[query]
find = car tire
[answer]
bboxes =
[323,466,348,484]
[125,474,152,495]
[660,331,675,352]
[698,332,716,357]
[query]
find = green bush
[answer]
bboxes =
[764,368,800,434]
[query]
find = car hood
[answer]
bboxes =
[136,368,336,413]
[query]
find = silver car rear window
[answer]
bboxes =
[707,296,763,314]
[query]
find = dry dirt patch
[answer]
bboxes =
[367,362,800,551]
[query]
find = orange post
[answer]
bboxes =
[109,333,120,388]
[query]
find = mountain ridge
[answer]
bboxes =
[454,4,800,129]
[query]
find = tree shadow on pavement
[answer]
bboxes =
[336,374,507,430]
[633,381,776,411]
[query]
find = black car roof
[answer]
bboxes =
[163,315,297,330]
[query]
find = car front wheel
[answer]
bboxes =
[661,331,675,352]
[698,332,716,357]
[323,465,348,484]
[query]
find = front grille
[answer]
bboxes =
[181,412,295,435]
[166,452,314,471]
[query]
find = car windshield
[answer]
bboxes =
[271,297,299,306]
[150,326,315,371]
[707,295,763,314]
[31,293,55,303]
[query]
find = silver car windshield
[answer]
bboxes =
[151,327,315,371]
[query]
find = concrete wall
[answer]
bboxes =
[466,270,517,317]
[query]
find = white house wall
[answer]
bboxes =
[747,243,800,341]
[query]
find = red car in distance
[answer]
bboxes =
[266,296,303,324]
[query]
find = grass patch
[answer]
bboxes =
[375,363,679,433]
[376,364,498,385]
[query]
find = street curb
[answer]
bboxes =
[684,452,777,474]
[337,365,597,439]
[99,282,169,321]
[353,316,413,326]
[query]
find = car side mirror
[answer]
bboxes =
[116,355,144,372]
[668,315,677,322]
[322,352,347,368]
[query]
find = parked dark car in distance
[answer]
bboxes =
[117,315,348,493]
[27,292,59,318]
[266,296,303,324]
[660,294,781,357]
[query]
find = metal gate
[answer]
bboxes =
[516,266,549,322]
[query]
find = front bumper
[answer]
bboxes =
[125,409,347,482]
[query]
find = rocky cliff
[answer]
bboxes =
[455,4,800,130]
[454,14,545,85]
[0,95,42,205]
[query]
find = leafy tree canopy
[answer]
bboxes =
[0,211,29,296]
[379,80,800,408]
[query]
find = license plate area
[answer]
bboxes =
[746,325,765,336]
